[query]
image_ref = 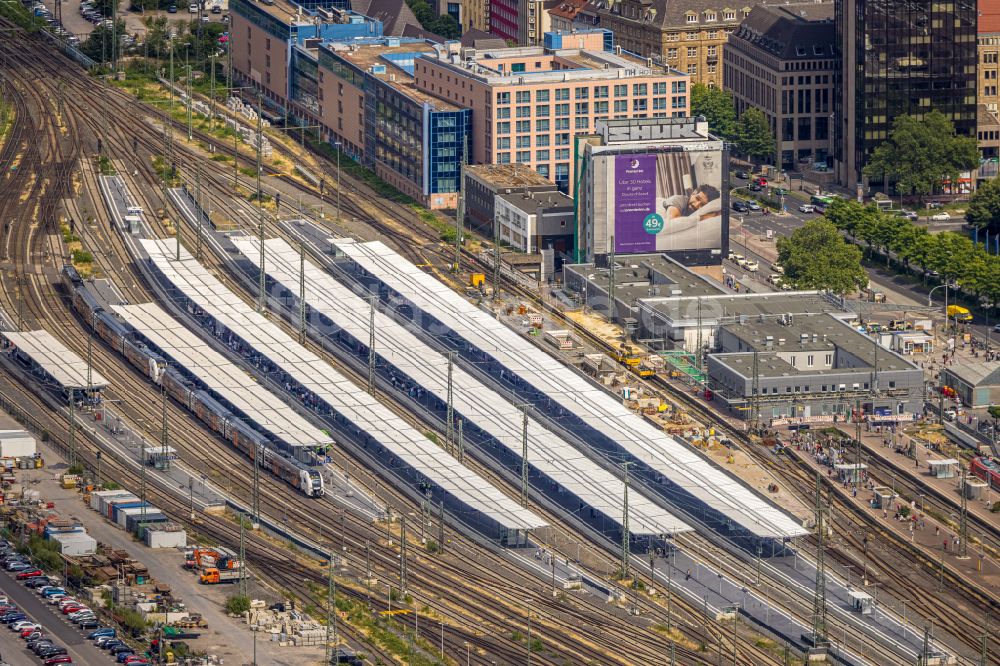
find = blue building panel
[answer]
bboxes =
[425,109,471,196]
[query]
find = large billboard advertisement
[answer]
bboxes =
[600,148,723,254]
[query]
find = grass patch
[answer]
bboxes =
[211,154,231,162]
[0,1,43,31]
[97,155,116,176]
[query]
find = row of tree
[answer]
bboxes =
[690,84,774,163]
[820,198,1000,306]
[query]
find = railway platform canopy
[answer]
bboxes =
[111,301,335,454]
[233,236,691,538]
[330,238,810,541]
[1,329,109,400]
[140,239,547,538]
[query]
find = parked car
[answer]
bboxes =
[734,170,749,179]
[87,628,115,640]
[28,639,54,652]
[748,182,762,192]
[110,645,135,656]
[37,647,68,659]
[11,620,39,631]
[77,618,100,629]
[115,651,136,663]
[40,588,66,598]
[930,211,951,221]
[44,657,73,665]
[731,200,749,213]
[6,561,31,571]
[1,613,27,624]
[56,599,79,610]
[798,203,816,213]
[22,629,43,640]
[98,638,124,650]
[26,577,51,588]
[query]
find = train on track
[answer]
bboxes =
[971,455,1000,488]
[62,266,324,498]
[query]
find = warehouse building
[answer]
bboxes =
[706,313,924,422]
[941,362,1000,409]
[635,291,852,352]
[564,253,722,324]
[463,163,557,236]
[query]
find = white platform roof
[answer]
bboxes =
[332,238,809,539]
[234,237,689,536]
[141,239,546,531]
[111,302,333,450]
[2,330,109,390]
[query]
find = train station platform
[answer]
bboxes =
[0,329,108,402]
[786,441,1000,609]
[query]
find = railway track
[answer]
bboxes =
[0,25,767,665]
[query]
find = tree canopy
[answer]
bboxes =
[822,197,1000,306]
[776,218,868,295]
[862,110,978,199]
[965,176,1000,233]
[690,84,737,141]
[405,0,461,38]
[736,107,775,164]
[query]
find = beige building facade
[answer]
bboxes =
[724,3,835,170]
[594,0,752,88]
[412,32,690,190]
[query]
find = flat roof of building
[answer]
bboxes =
[141,239,545,532]
[2,330,109,390]
[943,361,1000,388]
[323,40,462,110]
[465,163,556,189]
[112,302,333,450]
[720,313,918,374]
[233,236,688,536]
[497,191,574,215]
[425,42,681,85]
[639,291,850,325]
[567,254,724,301]
[333,237,809,539]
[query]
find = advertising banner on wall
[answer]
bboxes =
[606,148,723,254]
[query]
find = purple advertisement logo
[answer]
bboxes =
[614,154,657,253]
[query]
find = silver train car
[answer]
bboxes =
[62,266,324,497]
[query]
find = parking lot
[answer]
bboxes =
[0,566,113,665]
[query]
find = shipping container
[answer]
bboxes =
[126,511,168,534]
[90,489,132,513]
[49,532,97,556]
[145,525,187,549]
[0,430,36,458]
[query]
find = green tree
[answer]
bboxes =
[79,20,127,61]
[690,83,737,141]
[965,176,1000,233]
[863,110,978,201]
[225,595,251,615]
[776,218,868,295]
[735,107,775,165]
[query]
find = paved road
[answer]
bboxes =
[0,571,110,665]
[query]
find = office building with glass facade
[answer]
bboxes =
[835,0,977,188]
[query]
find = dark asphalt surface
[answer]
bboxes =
[0,571,112,666]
